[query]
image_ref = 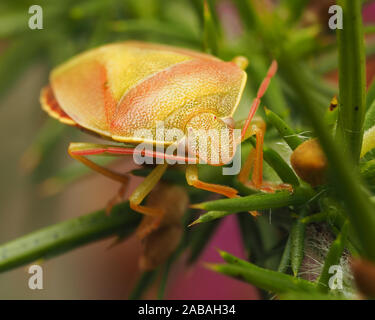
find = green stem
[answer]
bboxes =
[300,212,328,224]
[336,0,367,163]
[290,209,308,276]
[193,186,315,215]
[0,202,141,273]
[277,235,291,273]
[210,250,316,293]
[264,107,303,150]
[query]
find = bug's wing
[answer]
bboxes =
[40,85,114,141]
[49,43,193,137]
[50,53,115,137]
[110,58,246,141]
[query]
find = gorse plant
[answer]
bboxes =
[1,0,375,299]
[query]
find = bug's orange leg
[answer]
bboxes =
[251,125,264,189]
[186,164,238,199]
[239,120,293,194]
[68,143,131,184]
[68,143,132,214]
[241,60,278,141]
[237,124,263,217]
[238,124,264,189]
[237,60,293,195]
[70,142,169,238]
[69,142,197,164]
[129,164,169,239]
[237,148,255,186]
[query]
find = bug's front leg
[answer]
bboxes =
[238,119,264,189]
[238,118,293,193]
[236,60,292,195]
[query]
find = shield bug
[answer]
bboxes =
[40,41,290,237]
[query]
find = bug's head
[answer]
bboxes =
[184,113,239,165]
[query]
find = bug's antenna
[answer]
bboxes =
[241,60,278,140]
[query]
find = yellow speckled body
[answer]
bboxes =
[40,41,285,224]
[41,41,247,149]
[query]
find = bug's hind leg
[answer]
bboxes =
[186,164,238,199]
